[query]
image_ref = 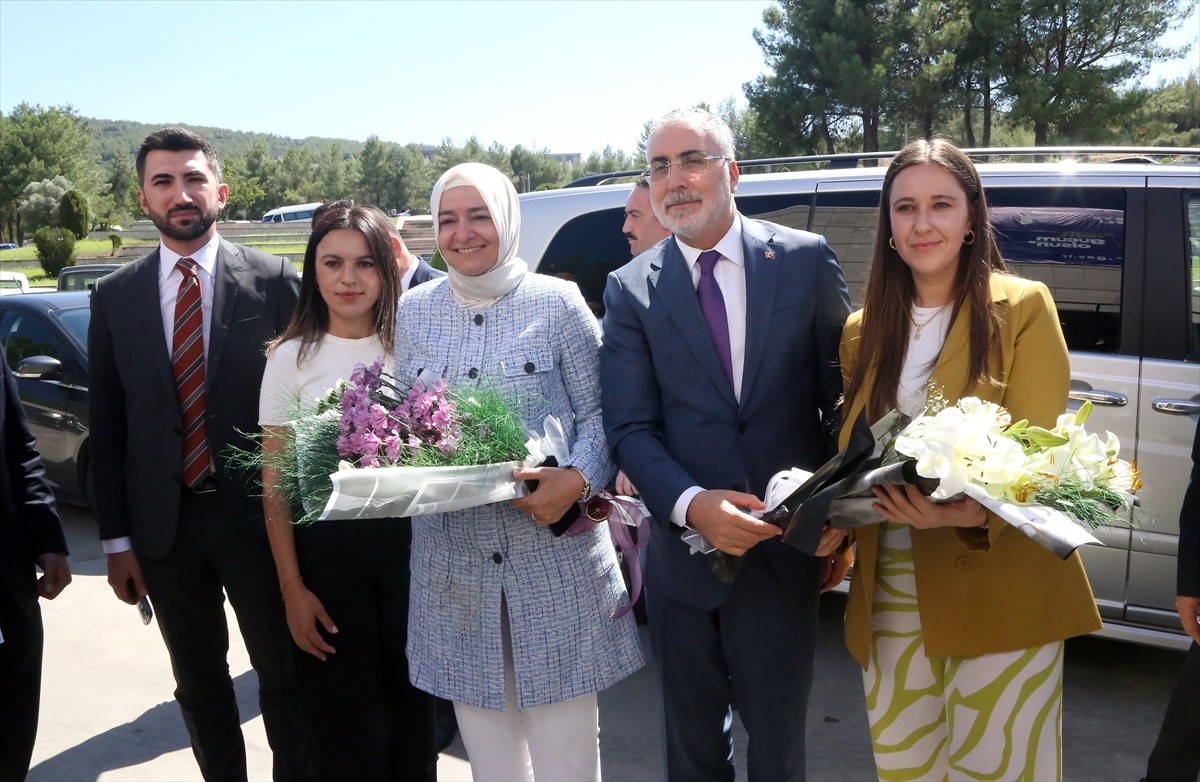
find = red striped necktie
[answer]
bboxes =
[172,257,212,489]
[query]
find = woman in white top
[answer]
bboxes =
[258,201,435,781]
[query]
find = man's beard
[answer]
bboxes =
[147,204,218,242]
[653,172,732,242]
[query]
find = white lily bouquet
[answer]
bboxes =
[769,395,1141,560]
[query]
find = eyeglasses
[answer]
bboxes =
[641,154,730,182]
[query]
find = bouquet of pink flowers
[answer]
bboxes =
[278,359,531,523]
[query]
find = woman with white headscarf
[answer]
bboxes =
[394,162,644,782]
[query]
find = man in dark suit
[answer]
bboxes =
[88,128,310,781]
[600,108,851,782]
[1146,423,1200,782]
[0,351,71,782]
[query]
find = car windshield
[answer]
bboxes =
[55,307,90,353]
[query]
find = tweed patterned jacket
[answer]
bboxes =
[394,272,644,709]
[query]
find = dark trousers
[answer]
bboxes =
[646,547,820,782]
[0,596,42,782]
[293,517,436,782]
[1147,640,1200,782]
[139,491,311,782]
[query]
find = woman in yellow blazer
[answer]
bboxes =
[837,138,1100,781]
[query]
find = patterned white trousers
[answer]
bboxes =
[863,522,1064,781]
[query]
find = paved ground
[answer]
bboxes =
[27,503,1187,781]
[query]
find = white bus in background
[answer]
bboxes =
[260,202,323,224]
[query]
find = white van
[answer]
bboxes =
[518,147,1200,649]
[259,202,323,224]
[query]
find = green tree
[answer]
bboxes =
[240,139,280,215]
[998,0,1192,144]
[0,103,100,243]
[104,151,138,226]
[510,145,568,192]
[357,135,393,205]
[277,146,316,204]
[33,226,76,277]
[313,144,348,203]
[18,176,72,235]
[59,189,90,238]
[220,156,266,220]
[746,0,903,154]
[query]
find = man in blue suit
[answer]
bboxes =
[600,108,851,781]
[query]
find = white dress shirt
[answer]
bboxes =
[670,216,749,527]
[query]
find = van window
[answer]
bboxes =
[1189,194,1200,360]
[538,209,630,317]
[808,185,1127,355]
[989,187,1125,355]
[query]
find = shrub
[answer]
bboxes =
[59,190,90,239]
[33,227,76,277]
[109,233,123,255]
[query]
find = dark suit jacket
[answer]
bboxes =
[600,216,850,609]
[1179,424,1200,598]
[0,352,67,616]
[88,238,299,559]
[408,257,445,290]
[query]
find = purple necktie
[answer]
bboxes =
[696,250,734,388]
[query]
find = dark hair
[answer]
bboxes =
[634,178,650,190]
[268,200,400,364]
[844,137,1007,419]
[136,128,222,186]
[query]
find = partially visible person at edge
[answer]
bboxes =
[259,201,436,781]
[88,127,312,781]
[600,108,851,782]
[1144,422,1200,782]
[394,162,643,782]
[835,136,1102,781]
[0,351,71,782]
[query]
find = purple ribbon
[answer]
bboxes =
[564,492,649,619]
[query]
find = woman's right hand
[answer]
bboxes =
[283,582,338,661]
[871,483,989,529]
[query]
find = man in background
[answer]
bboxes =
[623,177,671,257]
[0,351,71,782]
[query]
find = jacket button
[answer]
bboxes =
[524,361,536,373]
[468,368,479,379]
[492,552,503,564]
[955,556,971,568]
[474,314,483,326]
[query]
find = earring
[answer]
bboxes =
[963,230,975,246]
[888,237,897,250]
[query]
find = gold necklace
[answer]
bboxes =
[910,303,949,341]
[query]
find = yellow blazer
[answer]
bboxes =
[840,274,1102,668]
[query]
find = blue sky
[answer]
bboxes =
[1,0,1196,158]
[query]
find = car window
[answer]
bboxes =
[0,309,68,368]
[56,307,90,353]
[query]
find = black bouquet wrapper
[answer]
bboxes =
[766,409,907,556]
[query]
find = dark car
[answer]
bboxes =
[57,263,122,291]
[0,291,92,506]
